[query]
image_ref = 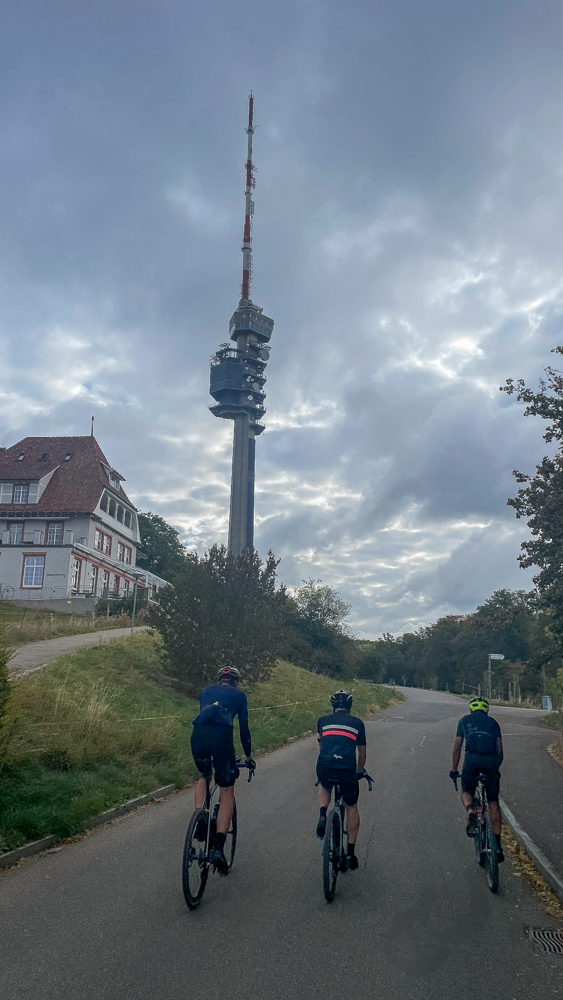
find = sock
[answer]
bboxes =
[347,843,356,856]
[319,807,327,817]
[214,832,226,851]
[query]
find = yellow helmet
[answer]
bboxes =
[469,698,489,713]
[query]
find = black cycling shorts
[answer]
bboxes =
[461,760,500,802]
[316,761,359,806]
[191,724,239,788]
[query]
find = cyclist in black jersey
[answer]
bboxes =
[191,666,254,873]
[450,697,504,862]
[315,690,367,871]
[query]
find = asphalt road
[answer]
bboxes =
[1,687,561,999]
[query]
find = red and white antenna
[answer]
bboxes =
[241,93,256,301]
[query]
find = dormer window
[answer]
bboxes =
[17,453,25,461]
[38,453,49,462]
[109,472,120,490]
[13,485,29,504]
[63,453,72,461]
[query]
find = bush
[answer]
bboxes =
[149,545,287,694]
[0,646,10,722]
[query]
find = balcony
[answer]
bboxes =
[0,530,87,546]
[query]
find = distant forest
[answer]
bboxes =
[355,588,556,700]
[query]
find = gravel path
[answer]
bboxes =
[7,626,149,676]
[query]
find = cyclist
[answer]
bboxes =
[315,690,367,870]
[450,697,504,862]
[191,666,255,874]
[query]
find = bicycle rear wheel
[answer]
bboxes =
[474,816,485,866]
[182,808,210,909]
[484,813,499,893]
[322,808,341,903]
[227,802,237,871]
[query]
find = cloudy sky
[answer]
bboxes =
[1,1,563,637]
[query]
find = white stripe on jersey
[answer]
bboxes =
[321,723,359,735]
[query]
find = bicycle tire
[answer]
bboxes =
[474,816,485,866]
[484,812,499,893]
[322,808,341,903]
[227,802,237,871]
[182,808,210,909]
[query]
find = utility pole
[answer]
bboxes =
[209,95,274,554]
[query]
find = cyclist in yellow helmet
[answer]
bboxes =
[450,697,504,861]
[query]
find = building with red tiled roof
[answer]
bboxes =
[0,435,167,611]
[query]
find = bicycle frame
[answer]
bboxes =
[452,770,499,893]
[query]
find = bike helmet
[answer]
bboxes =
[330,689,353,712]
[469,698,489,713]
[216,666,240,685]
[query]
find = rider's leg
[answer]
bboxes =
[488,800,502,837]
[194,777,207,809]
[216,785,235,835]
[318,784,331,810]
[345,805,360,845]
[461,791,474,810]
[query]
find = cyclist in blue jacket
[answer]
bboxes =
[191,666,254,873]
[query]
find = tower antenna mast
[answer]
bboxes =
[241,93,255,301]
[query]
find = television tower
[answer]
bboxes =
[209,95,275,554]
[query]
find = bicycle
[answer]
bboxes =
[319,771,373,903]
[182,760,254,910]
[451,771,499,893]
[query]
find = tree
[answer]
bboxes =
[284,580,356,677]
[502,347,563,649]
[137,512,186,582]
[148,545,286,694]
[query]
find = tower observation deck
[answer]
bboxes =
[209,96,275,554]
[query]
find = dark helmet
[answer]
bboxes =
[217,666,240,685]
[330,689,353,712]
[469,697,489,713]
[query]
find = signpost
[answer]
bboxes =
[487,653,504,700]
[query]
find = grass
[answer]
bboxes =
[0,633,402,853]
[0,601,138,647]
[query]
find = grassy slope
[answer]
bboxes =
[0,601,132,647]
[0,633,402,852]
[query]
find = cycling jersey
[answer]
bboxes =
[456,710,502,762]
[192,683,251,756]
[316,712,366,771]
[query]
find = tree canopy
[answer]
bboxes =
[137,512,186,582]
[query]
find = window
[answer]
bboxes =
[123,579,130,596]
[113,575,120,595]
[102,570,109,595]
[63,453,72,461]
[91,565,99,593]
[117,505,124,523]
[71,559,81,590]
[109,472,120,490]
[94,528,103,551]
[103,533,111,555]
[23,555,44,587]
[124,545,132,565]
[13,485,29,504]
[100,494,108,512]
[8,522,23,544]
[117,542,124,561]
[108,498,116,518]
[95,528,111,554]
[46,523,63,546]
[38,453,49,462]
[17,453,25,461]
[124,510,132,528]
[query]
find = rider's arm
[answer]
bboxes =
[496,737,503,768]
[357,745,366,771]
[452,736,463,772]
[237,693,252,759]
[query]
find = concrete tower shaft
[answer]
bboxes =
[209,96,275,555]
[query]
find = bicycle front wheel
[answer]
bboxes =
[182,808,210,909]
[322,808,341,903]
[227,802,237,871]
[484,813,499,893]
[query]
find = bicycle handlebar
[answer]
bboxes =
[359,771,374,792]
[236,759,256,782]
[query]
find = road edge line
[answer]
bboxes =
[500,796,563,905]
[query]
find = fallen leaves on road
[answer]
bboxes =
[547,737,563,769]
[504,827,563,919]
